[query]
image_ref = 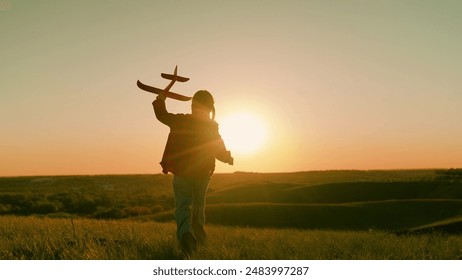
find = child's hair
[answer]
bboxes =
[193,90,215,120]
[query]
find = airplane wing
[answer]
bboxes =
[136,80,192,101]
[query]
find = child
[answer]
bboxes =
[152,90,233,256]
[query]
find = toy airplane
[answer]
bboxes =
[137,66,192,101]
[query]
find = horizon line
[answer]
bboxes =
[1,168,461,178]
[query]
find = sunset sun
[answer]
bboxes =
[219,112,268,156]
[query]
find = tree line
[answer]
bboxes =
[0,175,174,219]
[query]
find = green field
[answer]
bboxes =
[1,169,462,259]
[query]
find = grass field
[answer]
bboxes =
[1,169,462,259]
[1,215,462,260]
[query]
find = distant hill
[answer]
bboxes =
[2,169,462,233]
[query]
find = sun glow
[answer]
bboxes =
[219,112,268,155]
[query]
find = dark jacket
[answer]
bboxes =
[153,99,232,178]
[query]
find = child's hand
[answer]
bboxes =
[156,92,166,101]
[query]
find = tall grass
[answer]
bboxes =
[1,216,461,260]
[200,226,462,260]
[0,216,179,259]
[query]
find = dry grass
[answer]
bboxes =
[1,216,462,260]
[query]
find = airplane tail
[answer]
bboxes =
[161,65,190,82]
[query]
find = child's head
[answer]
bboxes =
[192,90,215,119]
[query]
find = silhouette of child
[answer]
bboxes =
[152,90,233,256]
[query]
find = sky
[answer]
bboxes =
[1,0,461,176]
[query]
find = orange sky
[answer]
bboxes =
[1,1,461,176]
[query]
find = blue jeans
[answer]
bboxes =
[172,175,210,242]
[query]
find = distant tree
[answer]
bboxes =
[93,207,126,219]
[125,206,152,217]
[151,205,164,214]
[75,197,97,214]
[0,204,11,214]
[31,201,59,214]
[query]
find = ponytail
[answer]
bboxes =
[211,105,216,120]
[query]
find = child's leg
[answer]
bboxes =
[192,176,210,242]
[172,176,194,242]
